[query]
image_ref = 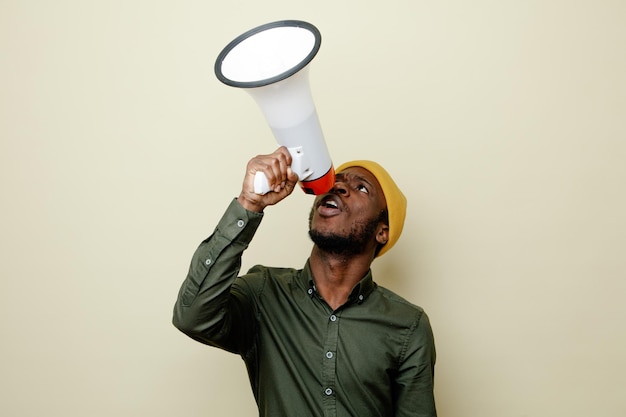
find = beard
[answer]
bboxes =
[308,208,387,257]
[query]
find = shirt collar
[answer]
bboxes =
[303,260,377,305]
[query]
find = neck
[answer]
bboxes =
[309,246,374,310]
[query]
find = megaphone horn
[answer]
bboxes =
[214,20,335,195]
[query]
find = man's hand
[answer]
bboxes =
[237,147,299,212]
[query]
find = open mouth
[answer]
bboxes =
[318,195,342,216]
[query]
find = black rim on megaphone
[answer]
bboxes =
[214,20,322,89]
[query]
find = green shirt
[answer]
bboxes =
[173,199,437,417]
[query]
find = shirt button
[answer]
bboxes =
[326,351,333,359]
[329,314,337,322]
[307,288,313,295]
[205,258,212,266]
[237,219,245,227]
[358,294,364,301]
[324,388,333,396]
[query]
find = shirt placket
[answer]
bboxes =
[322,312,340,417]
[321,310,340,417]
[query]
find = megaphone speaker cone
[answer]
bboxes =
[215,20,333,196]
[215,20,321,88]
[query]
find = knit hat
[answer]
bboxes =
[335,160,407,257]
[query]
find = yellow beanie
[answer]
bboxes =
[336,160,407,257]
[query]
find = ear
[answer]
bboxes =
[376,223,389,246]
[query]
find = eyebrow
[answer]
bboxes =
[336,172,375,188]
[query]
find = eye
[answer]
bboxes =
[356,184,369,194]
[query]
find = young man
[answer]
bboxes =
[173,147,437,416]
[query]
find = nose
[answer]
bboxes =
[331,180,349,196]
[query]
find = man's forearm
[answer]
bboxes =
[172,199,263,347]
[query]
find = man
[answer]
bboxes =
[173,147,437,416]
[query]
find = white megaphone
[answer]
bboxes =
[214,20,335,195]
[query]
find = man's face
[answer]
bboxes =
[308,167,388,256]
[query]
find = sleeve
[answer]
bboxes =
[393,310,437,417]
[172,198,264,354]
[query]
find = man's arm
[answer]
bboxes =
[393,310,437,417]
[172,198,263,352]
[172,147,299,352]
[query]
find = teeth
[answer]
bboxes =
[324,200,338,209]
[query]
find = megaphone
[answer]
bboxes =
[214,20,335,195]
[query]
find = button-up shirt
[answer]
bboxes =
[173,199,437,417]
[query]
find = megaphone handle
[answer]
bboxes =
[253,147,311,195]
[254,171,272,195]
